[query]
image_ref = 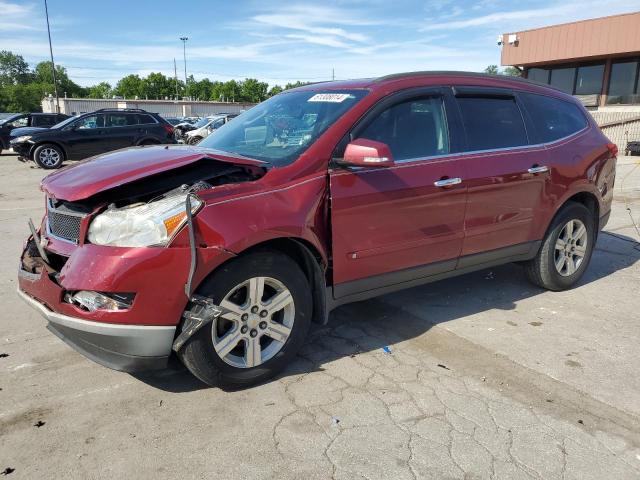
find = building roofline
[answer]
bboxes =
[502,10,640,36]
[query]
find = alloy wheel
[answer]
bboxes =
[39,148,60,167]
[554,219,588,276]
[212,276,295,368]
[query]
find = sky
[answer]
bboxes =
[1,0,638,88]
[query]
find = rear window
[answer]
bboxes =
[137,114,157,125]
[457,97,528,151]
[519,93,588,143]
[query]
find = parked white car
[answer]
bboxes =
[185,114,238,144]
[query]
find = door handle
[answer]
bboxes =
[434,177,462,187]
[527,165,549,174]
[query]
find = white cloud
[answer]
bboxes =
[0,0,38,32]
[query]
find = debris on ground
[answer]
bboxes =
[578,419,584,425]
[437,364,450,370]
[382,346,392,354]
[484,271,494,280]
[1,468,14,476]
[331,416,340,426]
[33,421,45,428]
[0,353,9,358]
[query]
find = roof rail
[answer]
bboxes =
[93,108,149,113]
[374,70,564,92]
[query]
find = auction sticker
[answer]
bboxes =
[308,93,351,103]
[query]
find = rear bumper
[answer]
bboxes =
[18,288,175,371]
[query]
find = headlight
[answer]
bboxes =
[88,193,202,247]
[13,135,31,143]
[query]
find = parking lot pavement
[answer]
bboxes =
[1,152,639,479]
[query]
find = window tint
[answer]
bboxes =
[457,97,527,151]
[107,113,137,127]
[520,93,587,143]
[527,68,549,84]
[575,64,604,95]
[549,67,575,94]
[75,115,105,130]
[607,60,639,105]
[137,114,157,124]
[357,97,449,161]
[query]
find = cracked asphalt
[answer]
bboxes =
[1,153,639,479]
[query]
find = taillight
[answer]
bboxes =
[162,124,174,136]
[606,142,618,158]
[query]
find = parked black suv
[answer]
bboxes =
[10,108,175,168]
[0,113,68,154]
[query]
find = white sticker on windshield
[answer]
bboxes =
[308,93,351,103]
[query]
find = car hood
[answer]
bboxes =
[42,145,267,202]
[10,126,48,137]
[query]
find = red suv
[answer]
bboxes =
[18,72,617,388]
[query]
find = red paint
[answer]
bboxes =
[20,73,615,328]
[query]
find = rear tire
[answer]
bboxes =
[178,250,312,389]
[33,144,64,169]
[524,202,595,291]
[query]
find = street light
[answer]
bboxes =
[180,36,188,96]
[44,0,60,113]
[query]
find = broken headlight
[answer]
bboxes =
[88,193,202,247]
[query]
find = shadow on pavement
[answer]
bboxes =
[132,231,640,393]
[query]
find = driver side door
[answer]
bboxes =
[329,88,468,299]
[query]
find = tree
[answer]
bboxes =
[33,61,85,97]
[143,72,175,99]
[268,85,284,97]
[87,82,112,99]
[211,80,242,102]
[503,66,522,77]
[114,74,145,99]
[484,65,499,75]
[240,78,268,103]
[284,81,311,90]
[0,50,31,86]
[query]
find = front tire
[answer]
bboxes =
[33,144,64,169]
[179,250,312,388]
[524,202,595,291]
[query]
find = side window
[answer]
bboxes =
[107,113,137,127]
[35,116,55,126]
[76,115,105,130]
[457,96,528,151]
[137,114,156,125]
[356,97,449,161]
[7,116,28,128]
[519,93,588,143]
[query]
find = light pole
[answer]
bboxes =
[44,0,60,113]
[180,36,188,96]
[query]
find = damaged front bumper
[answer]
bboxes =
[18,288,175,371]
[17,228,234,372]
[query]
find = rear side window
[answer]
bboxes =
[519,93,588,143]
[357,96,449,161]
[137,114,157,125]
[107,113,138,127]
[456,97,528,151]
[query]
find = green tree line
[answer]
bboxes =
[0,50,309,113]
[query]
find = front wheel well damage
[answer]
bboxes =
[193,237,329,325]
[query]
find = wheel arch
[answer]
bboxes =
[195,237,329,325]
[32,141,67,161]
[541,189,601,245]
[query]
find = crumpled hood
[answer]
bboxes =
[42,145,266,202]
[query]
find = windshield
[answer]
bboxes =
[193,118,210,128]
[199,89,368,166]
[51,116,78,129]
[0,114,22,125]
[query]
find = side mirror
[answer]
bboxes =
[341,139,394,168]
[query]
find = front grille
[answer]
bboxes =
[47,199,88,243]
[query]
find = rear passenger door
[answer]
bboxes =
[453,87,552,263]
[329,88,468,298]
[106,113,139,150]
